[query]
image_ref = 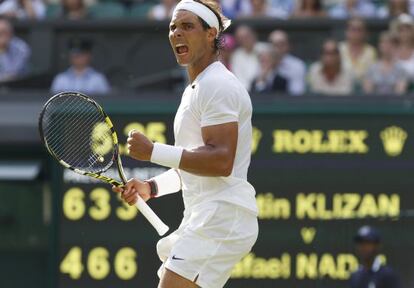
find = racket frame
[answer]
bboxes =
[39,92,169,236]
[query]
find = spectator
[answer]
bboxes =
[269,0,295,17]
[308,39,354,96]
[339,18,377,81]
[0,0,46,20]
[390,14,414,82]
[350,226,401,288]
[363,32,408,95]
[54,0,89,20]
[251,44,288,93]
[230,25,261,90]
[148,0,177,20]
[238,0,290,18]
[377,0,411,19]
[218,34,236,71]
[220,0,243,19]
[292,0,326,18]
[268,30,306,95]
[51,38,111,95]
[0,18,30,82]
[329,0,376,19]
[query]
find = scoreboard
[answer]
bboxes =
[55,104,414,288]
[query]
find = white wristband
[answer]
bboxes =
[150,143,184,169]
[151,169,182,197]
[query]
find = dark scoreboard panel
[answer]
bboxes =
[56,111,414,288]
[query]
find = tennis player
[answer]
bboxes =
[112,0,258,287]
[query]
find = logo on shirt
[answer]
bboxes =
[172,255,185,261]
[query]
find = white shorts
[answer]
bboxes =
[156,201,258,288]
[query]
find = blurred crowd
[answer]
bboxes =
[221,14,414,96]
[0,0,413,21]
[0,0,413,96]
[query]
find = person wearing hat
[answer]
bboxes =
[50,38,110,95]
[350,225,401,288]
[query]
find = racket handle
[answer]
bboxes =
[135,197,169,236]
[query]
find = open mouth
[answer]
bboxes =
[175,44,189,55]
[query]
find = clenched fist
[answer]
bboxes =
[127,130,154,161]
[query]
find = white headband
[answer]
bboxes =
[173,0,231,36]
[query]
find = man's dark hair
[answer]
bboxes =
[198,17,224,52]
[194,0,225,53]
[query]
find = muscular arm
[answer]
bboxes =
[126,122,238,178]
[120,122,238,204]
[179,122,238,177]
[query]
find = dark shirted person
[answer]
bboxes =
[250,44,288,93]
[268,30,306,95]
[350,226,401,288]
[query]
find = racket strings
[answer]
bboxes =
[59,99,113,171]
[48,111,103,165]
[46,98,113,171]
[45,98,102,162]
[41,93,115,173]
[43,97,97,153]
[43,95,85,134]
[44,96,101,147]
[43,96,98,164]
[46,99,98,153]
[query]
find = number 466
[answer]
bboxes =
[60,247,138,280]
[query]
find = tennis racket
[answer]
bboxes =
[39,91,169,236]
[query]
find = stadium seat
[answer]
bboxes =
[128,2,155,19]
[89,2,126,18]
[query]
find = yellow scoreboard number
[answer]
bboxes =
[60,247,138,280]
[62,187,138,221]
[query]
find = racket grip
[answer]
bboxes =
[135,197,169,236]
